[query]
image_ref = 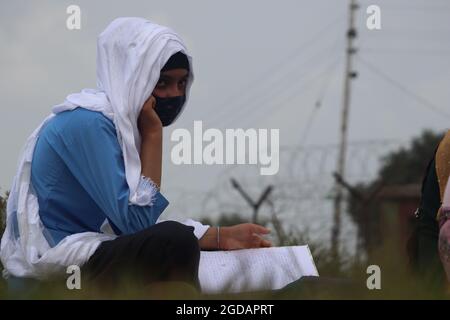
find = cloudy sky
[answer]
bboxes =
[1,0,450,229]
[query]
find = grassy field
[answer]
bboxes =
[0,190,448,300]
[0,234,448,300]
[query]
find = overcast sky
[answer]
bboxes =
[1,0,450,227]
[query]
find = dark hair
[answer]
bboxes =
[161,51,190,72]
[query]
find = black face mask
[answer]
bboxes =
[153,95,186,126]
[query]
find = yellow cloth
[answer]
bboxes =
[435,130,450,221]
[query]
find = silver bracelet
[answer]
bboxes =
[217,226,220,250]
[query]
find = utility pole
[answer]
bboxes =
[332,0,358,260]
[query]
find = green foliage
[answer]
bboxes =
[347,130,445,254]
[1,222,445,300]
[379,129,444,186]
[0,207,446,299]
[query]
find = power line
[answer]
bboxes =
[285,58,341,182]
[207,21,344,128]
[360,47,450,56]
[367,5,450,12]
[219,52,343,128]
[207,43,344,129]
[362,32,450,43]
[356,55,450,119]
[259,55,342,124]
[356,0,450,11]
[299,56,341,147]
[204,14,346,126]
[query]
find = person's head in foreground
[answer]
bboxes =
[0,17,271,298]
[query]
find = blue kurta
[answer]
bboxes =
[30,107,169,247]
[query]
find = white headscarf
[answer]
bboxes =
[0,17,194,279]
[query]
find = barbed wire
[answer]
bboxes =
[169,140,404,226]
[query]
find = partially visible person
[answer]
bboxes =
[408,130,450,288]
[0,17,271,294]
[436,132,450,286]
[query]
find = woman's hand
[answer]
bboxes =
[221,223,272,250]
[138,95,162,187]
[138,95,162,136]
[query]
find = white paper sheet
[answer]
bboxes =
[198,245,319,294]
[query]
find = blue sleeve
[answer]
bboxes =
[54,109,169,235]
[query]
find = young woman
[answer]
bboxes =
[0,17,271,292]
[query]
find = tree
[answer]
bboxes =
[378,130,444,186]
[348,130,445,254]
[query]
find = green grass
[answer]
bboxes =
[1,192,449,299]
[1,235,448,300]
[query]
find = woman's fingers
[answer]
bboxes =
[261,239,272,247]
[252,233,273,248]
[250,224,270,234]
